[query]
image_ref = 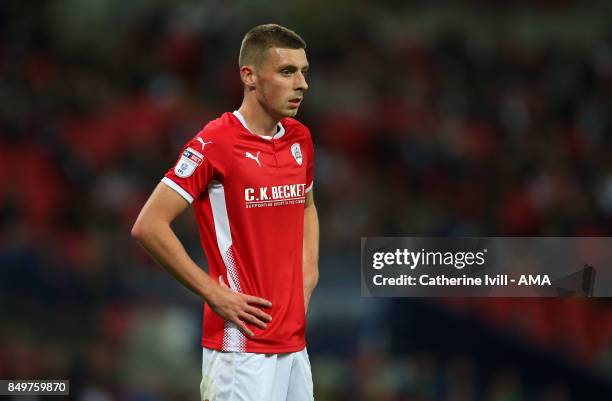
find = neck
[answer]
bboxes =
[237,95,280,137]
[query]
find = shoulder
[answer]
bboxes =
[282,117,313,154]
[282,118,314,158]
[196,112,240,143]
[179,113,238,164]
[281,117,311,137]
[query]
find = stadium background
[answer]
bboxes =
[2,0,612,399]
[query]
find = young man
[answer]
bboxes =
[131,24,319,401]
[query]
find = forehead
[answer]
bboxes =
[261,47,308,68]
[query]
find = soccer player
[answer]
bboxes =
[131,24,318,401]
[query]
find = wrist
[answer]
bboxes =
[203,282,221,307]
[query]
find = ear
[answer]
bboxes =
[240,65,257,89]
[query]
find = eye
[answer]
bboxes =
[281,69,292,76]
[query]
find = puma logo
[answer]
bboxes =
[245,151,261,167]
[196,137,213,151]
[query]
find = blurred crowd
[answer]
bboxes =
[1,0,612,400]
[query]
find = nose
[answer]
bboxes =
[295,71,308,91]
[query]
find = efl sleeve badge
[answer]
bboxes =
[174,147,204,178]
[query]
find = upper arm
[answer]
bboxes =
[133,127,227,237]
[134,182,191,229]
[305,129,315,193]
[305,190,315,208]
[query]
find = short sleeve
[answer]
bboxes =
[305,130,314,193]
[162,131,225,203]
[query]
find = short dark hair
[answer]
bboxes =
[239,24,306,68]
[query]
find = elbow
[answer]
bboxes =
[130,218,149,243]
[131,216,168,245]
[305,267,319,286]
[313,270,320,287]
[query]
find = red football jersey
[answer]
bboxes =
[162,111,314,353]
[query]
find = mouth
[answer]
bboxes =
[288,98,302,107]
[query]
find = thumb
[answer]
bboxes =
[219,275,227,287]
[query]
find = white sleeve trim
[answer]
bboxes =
[161,177,194,204]
[305,181,314,193]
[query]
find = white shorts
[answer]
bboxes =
[200,347,314,401]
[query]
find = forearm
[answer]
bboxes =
[132,220,218,303]
[303,203,319,307]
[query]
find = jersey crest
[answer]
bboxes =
[291,143,303,166]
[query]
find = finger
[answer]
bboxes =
[234,320,254,337]
[245,295,272,308]
[245,306,272,322]
[239,312,268,330]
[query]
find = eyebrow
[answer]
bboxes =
[278,64,310,71]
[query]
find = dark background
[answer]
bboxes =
[1,0,612,400]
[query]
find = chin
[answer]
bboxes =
[283,108,299,117]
